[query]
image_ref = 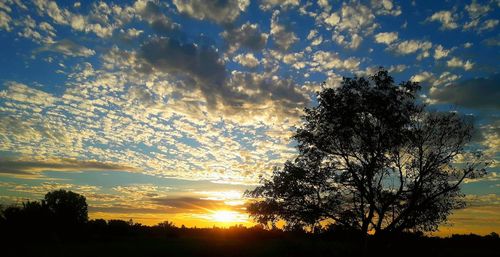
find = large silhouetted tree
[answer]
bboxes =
[246,69,487,237]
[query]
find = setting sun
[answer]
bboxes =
[211,210,247,223]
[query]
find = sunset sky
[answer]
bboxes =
[0,0,498,235]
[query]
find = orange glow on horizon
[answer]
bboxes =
[210,210,248,223]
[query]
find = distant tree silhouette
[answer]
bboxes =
[246,68,488,238]
[44,189,88,225]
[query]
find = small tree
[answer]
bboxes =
[246,69,487,237]
[44,189,88,225]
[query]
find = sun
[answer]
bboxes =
[211,210,245,223]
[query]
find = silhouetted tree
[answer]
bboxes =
[246,69,487,238]
[44,189,88,225]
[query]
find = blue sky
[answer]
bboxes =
[0,0,499,234]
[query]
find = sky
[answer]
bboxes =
[0,0,498,235]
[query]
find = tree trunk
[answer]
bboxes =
[361,205,375,256]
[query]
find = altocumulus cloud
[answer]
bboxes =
[138,36,308,119]
[38,39,95,57]
[139,36,229,109]
[221,22,269,53]
[172,0,250,24]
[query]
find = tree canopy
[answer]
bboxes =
[246,69,487,236]
[44,189,88,225]
[0,189,88,231]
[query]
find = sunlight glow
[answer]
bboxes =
[210,210,247,223]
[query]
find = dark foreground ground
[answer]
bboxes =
[3,230,499,257]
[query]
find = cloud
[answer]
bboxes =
[371,0,401,16]
[479,19,499,32]
[322,2,378,49]
[389,39,432,58]
[0,181,101,197]
[38,39,95,57]
[464,172,500,184]
[282,52,306,69]
[233,53,260,68]
[152,196,229,211]
[32,0,118,38]
[1,81,56,106]
[138,36,308,124]
[228,71,307,105]
[410,71,434,83]
[270,10,299,51]
[429,74,500,109]
[139,37,227,108]
[134,0,180,35]
[306,29,323,46]
[374,32,398,45]
[483,36,500,47]
[464,194,500,207]
[259,0,300,11]
[426,10,458,30]
[411,71,462,91]
[433,45,450,60]
[387,64,408,73]
[333,2,377,33]
[465,1,491,20]
[172,0,249,24]
[0,10,12,31]
[311,51,360,71]
[221,22,268,53]
[0,158,135,177]
[447,57,474,71]
[477,121,500,166]
[463,0,496,33]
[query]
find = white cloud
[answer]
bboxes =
[374,32,398,45]
[172,0,249,23]
[465,1,491,19]
[325,12,340,26]
[426,10,458,30]
[270,10,299,51]
[464,42,473,48]
[463,1,496,33]
[311,51,360,71]
[39,39,95,57]
[126,28,143,37]
[32,0,125,38]
[320,2,378,50]
[371,0,402,16]
[410,71,433,83]
[431,72,461,88]
[282,52,306,69]
[307,30,323,46]
[335,2,377,33]
[388,64,408,73]
[479,19,499,32]
[0,10,12,31]
[39,21,56,37]
[390,39,432,56]
[447,57,474,71]
[464,18,480,30]
[233,53,260,68]
[259,0,300,11]
[349,33,363,49]
[221,22,268,53]
[433,45,450,60]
